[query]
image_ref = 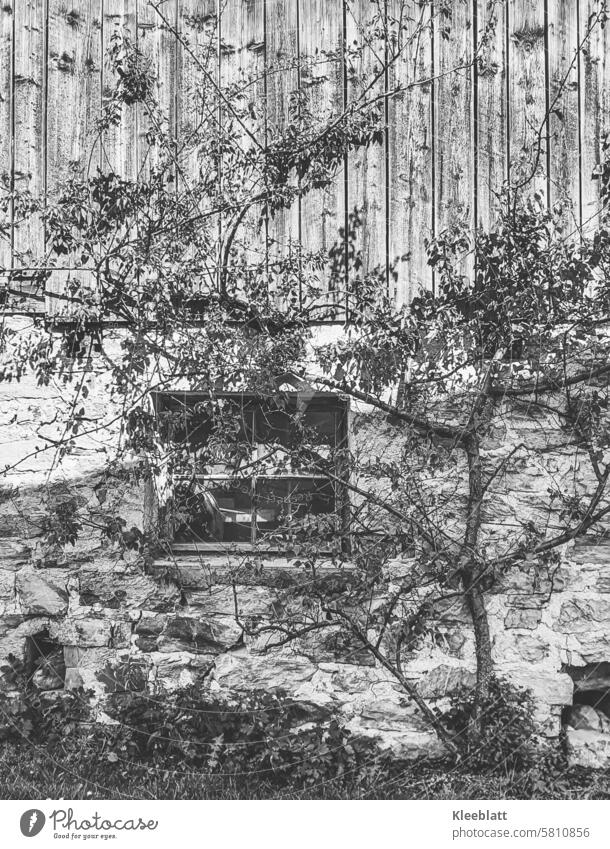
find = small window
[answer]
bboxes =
[25,630,65,691]
[154,391,349,552]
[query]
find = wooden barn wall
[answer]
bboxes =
[0,0,609,309]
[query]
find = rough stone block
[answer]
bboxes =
[50,618,131,649]
[15,569,68,616]
[158,615,241,654]
[418,664,476,698]
[213,649,317,691]
[506,668,573,706]
[556,599,610,632]
[0,541,32,569]
[504,608,542,629]
[566,728,610,769]
[79,565,178,611]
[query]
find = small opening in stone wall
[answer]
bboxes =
[25,630,66,691]
[561,664,610,768]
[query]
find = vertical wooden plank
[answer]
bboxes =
[434,0,474,277]
[388,0,434,304]
[220,0,267,292]
[177,0,218,191]
[101,0,137,178]
[507,0,548,200]
[299,0,345,311]
[476,0,508,230]
[0,2,13,271]
[46,1,103,190]
[176,0,219,290]
[579,0,610,233]
[345,0,387,297]
[265,0,300,306]
[548,0,580,232]
[135,0,177,179]
[13,0,46,269]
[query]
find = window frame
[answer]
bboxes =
[152,390,350,554]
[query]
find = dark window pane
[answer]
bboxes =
[159,395,255,472]
[255,477,335,535]
[173,479,253,543]
[254,404,337,454]
[300,409,338,447]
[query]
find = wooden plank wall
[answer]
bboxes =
[0,0,608,310]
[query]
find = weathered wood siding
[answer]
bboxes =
[0,0,608,306]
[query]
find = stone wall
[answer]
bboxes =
[1,324,610,761]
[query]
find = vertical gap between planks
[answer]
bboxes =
[430,0,435,295]
[543,0,551,210]
[263,0,269,287]
[576,0,583,235]
[342,0,349,321]
[472,0,479,271]
[505,0,510,187]
[99,0,104,173]
[384,0,390,299]
[217,0,222,293]
[42,0,49,255]
[296,0,302,308]
[9,0,15,268]
[135,1,140,294]
[174,0,179,190]
[134,0,139,177]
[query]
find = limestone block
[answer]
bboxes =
[249,625,374,667]
[0,541,32,569]
[556,599,610,633]
[504,608,542,629]
[570,538,610,566]
[497,567,566,595]
[357,699,430,731]
[506,668,573,706]
[158,615,242,653]
[0,500,47,539]
[152,652,215,692]
[596,572,610,593]
[213,648,317,691]
[187,585,277,620]
[0,614,27,640]
[383,557,418,582]
[168,562,214,589]
[320,663,389,697]
[492,630,551,664]
[63,647,118,695]
[0,568,16,601]
[63,646,87,667]
[49,618,131,648]
[15,569,68,616]
[418,664,476,698]
[343,717,446,760]
[64,668,84,689]
[134,615,166,652]
[431,597,472,626]
[79,565,179,611]
[566,728,610,769]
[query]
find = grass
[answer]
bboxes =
[1,740,610,800]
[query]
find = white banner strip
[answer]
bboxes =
[0,800,609,849]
